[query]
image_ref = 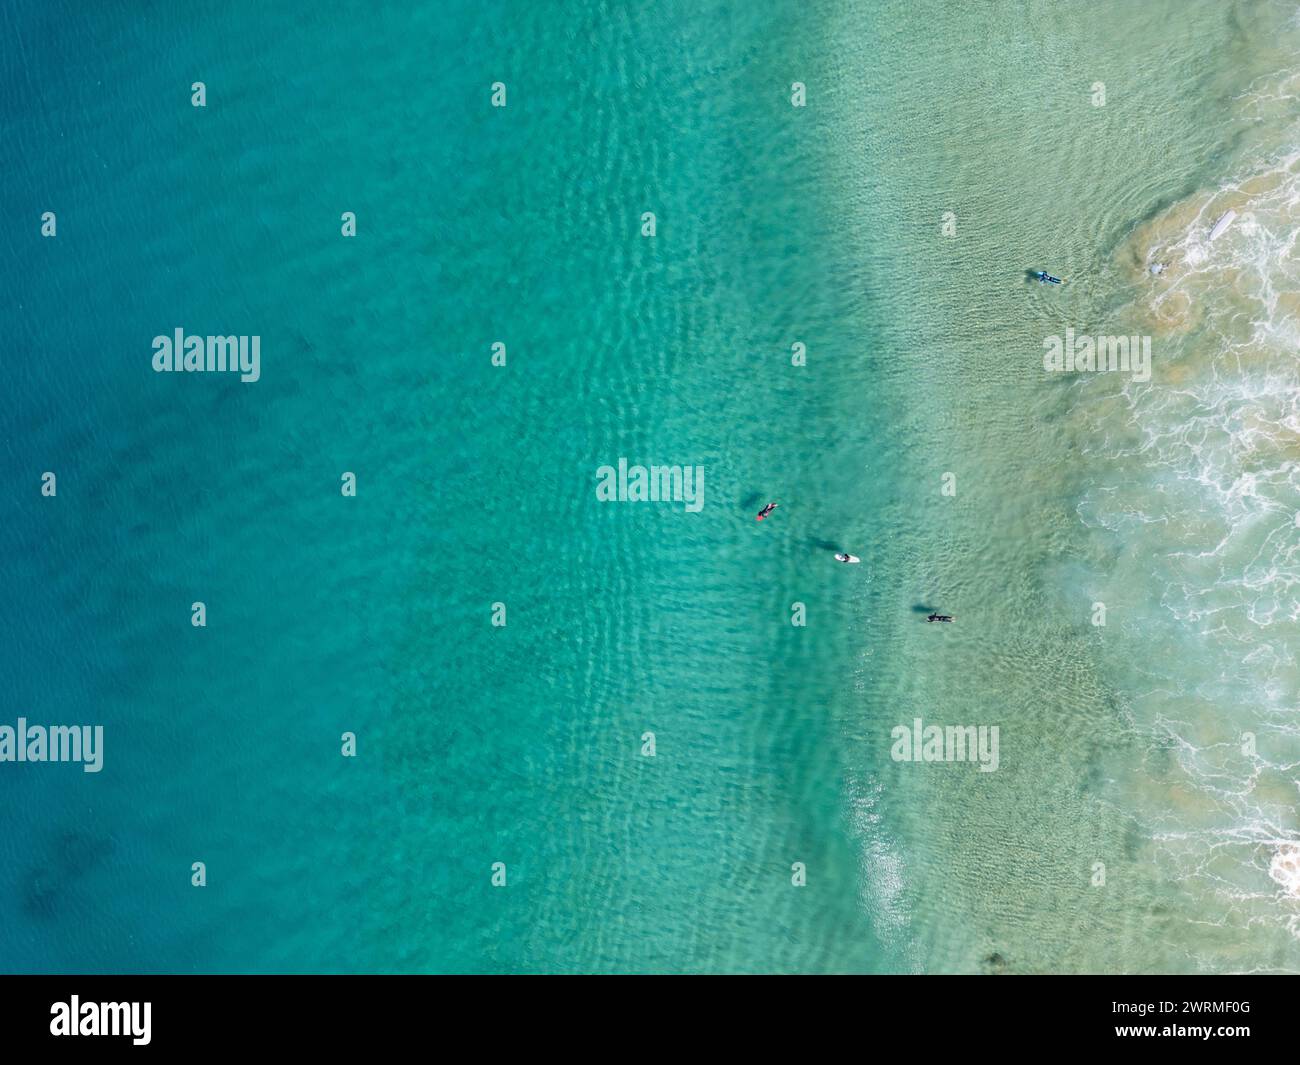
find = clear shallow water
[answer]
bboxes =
[0,0,1297,973]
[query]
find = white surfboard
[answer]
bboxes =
[835,553,860,564]
[1209,209,1236,241]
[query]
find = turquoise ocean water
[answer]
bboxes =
[1,0,1298,973]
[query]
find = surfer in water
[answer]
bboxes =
[834,552,860,564]
[756,502,779,521]
[926,613,954,623]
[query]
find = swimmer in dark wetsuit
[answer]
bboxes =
[755,502,779,521]
[927,613,954,623]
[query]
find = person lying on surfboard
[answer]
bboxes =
[834,553,860,564]
[756,502,779,521]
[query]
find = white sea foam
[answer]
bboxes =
[846,776,921,971]
[1270,841,1300,898]
[1090,61,1300,947]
